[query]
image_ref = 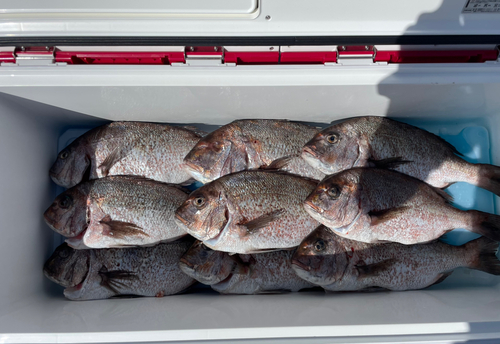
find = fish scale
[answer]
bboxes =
[44,240,196,300]
[183,119,325,183]
[292,226,500,292]
[50,122,202,188]
[44,176,190,249]
[179,242,315,294]
[302,116,500,195]
[175,170,320,254]
[305,168,500,244]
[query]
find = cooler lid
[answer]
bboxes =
[2,0,500,42]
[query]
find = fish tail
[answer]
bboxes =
[476,163,500,197]
[464,236,500,275]
[467,210,500,242]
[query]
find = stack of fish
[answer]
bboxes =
[43,117,500,300]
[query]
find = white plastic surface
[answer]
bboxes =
[2,0,500,37]
[1,61,500,343]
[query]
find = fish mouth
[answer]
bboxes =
[43,211,59,231]
[174,214,198,236]
[213,272,234,291]
[183,161,204,174]
[291,258,311,272]
[179,257,195,271]
[304,201,324,215]
[65,229,89,249]
[302,146,319,159]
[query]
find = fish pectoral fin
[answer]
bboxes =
[98,144,134,176]
[369,207,409,226]
[265,156,294,170]
[100,215,149,239]
[239,209,286,235]
[368,157,412,170]
[432,186,454,204]
[356,259,395,278]
[98,266,138,294]
[178,178,197,187]
[245,248,283,253]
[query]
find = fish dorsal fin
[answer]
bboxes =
[107,175,192,193]
[369,207,409,226]
[239,208,285,235]
[368,157,412,170]
[356,258,395,278]
[428,131,464,157]
[432,187,454,204]
[100,215,149,239]
[98,265,138,294]
[181,125,207,137]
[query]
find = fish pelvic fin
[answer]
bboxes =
[368,157,412,170]
[98,266,138,294]
[100,215,149,239]
[369,207,410,226]
[356,258,396,279]
[465,236,500,275]
[239,209,286,235]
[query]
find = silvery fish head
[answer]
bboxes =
[43,243,90,289]
[179,240,235,285]
[302,122,360,175]
[303,171,361,230]
[43,183,90,238]
[175,183,229,243]
[291,226,347,286]
[49,139,90,188]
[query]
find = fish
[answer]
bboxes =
[291,225,500,292]
[183,119,325,183]
[304,168,500,244]
[43,239,196,300]
[175,170,320,254]
[302,116,500,196]
[49,121,203,188]
[179,240,315,294]
[44,176,189,249]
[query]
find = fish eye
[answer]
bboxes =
[59,150,70,160]
[58,248,70,259]
[59,195,73,209]
[327,185,341,199]
[314,239,326,252]
[326,133,339,144]
[193,196,206,208]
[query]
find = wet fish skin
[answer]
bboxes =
[50,122,202,188]
[304,168,500,244]
[179,240,315,294]
[183,119,325,183]
[302,116,500,195]
[292,226,500,292]
[175,170,320,254]
[43,239,196,300]
[179,240,237,285]
[44,176,189,249]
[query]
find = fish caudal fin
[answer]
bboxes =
[468,210,500,242]
[476,164,500,197]
[465,237,500,276]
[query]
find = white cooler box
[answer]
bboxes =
[1,1,500,343]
